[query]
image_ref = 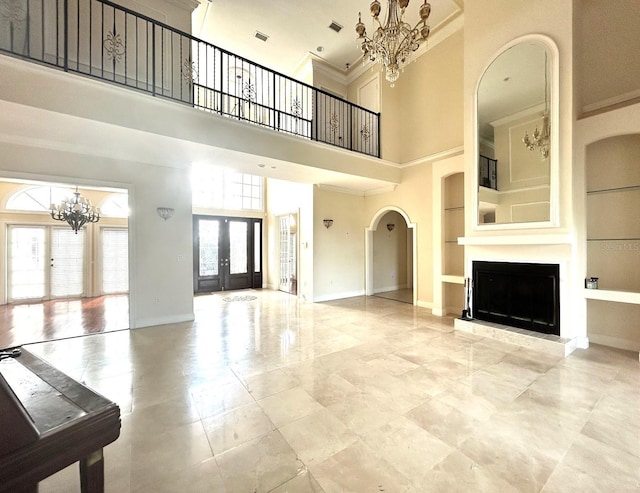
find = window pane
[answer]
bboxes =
[229,221,248,274]
[102,229,129,293]
[191,166,263,211]
[199,220,219,276]
[7,186,71,212]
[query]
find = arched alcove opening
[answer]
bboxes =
[365,207,416,305]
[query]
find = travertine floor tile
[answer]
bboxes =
[25,291,639,493]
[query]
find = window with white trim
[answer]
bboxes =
[192,165,263,211]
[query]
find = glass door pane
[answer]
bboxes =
[50,227,85,298]
[229,220,248,274]
[8,226,46,300]
[199,219,220,276]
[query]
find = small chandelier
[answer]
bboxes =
[355,0,432,86]
[522,114,550,159]
[523,52,550,159]
[50,186,100,234]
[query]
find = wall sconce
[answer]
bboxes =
[157,207,174,221]
[323,219,333,229]
[387,223,395,231]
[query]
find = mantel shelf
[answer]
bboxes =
[584,289,640,305]
[458,234,573,246]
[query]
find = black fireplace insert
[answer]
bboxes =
[472,261,560,336]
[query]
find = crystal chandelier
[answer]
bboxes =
[523,53,550,159]
[522,114,550,159]
[355,0,432,86]
[50,187,100,234]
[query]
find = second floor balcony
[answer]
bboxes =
[0,0,380,158]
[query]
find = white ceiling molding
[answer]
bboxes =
[315,183,397,196]
[164,0,201,13]
[400,145,464,169]
[582,88,640,116]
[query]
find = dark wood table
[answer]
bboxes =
[0,348,121,493]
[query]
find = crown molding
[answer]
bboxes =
[315,183,397,197]
[582,88,640,116]
[164,0,201,12]
[292,52,349,88]
[400,145,464,169]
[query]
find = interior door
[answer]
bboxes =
[193,215,262,293]
[7,225,85,302]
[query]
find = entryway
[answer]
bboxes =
[193,215,263,293]
[365,207,416,305]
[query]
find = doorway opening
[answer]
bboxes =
[193,215,262,293]
[1,181,130,348]
[365,207,416,305]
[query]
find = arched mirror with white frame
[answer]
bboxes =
[474,35,559,229]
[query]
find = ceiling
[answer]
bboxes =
[192,0,464,76]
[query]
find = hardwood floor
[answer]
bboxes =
[0,295,129,349]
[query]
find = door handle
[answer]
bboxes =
[50,258,54,267]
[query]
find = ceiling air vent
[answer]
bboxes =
[328,21,343,33]
[254,31,269,42]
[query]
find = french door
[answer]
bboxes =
[7,225,85,302]
[193,216,262,293]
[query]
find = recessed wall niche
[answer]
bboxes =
[585,134,640,351]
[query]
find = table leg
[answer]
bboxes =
[79,449,105,493]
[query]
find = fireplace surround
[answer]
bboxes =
[472,261,560,336]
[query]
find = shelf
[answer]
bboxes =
[442,275,465,284]
[587,238,640,241]
[584,289,640,305]
[587,185,640,195]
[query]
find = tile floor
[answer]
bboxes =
[20,290,640,492]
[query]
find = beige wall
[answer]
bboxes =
[364,163,434,305]
[347,29,464,165]
[313,187,367,301]
[265,179,313,300]
[395,30,465,163]
[576,0,640,114]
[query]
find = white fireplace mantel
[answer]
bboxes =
[458,234,573,246]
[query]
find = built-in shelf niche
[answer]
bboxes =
[585,134,640,354]
[443,172,464,313]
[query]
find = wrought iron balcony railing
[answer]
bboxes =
[478,155,497,190]
[0,0,380,157]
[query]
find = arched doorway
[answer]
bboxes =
[365,207,416,304]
